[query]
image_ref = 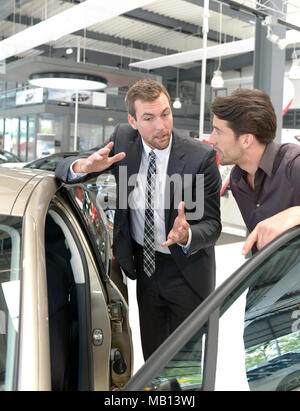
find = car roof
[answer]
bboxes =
[0,167,56,216]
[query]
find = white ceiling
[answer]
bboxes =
[0,0,300,82]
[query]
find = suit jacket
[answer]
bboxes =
[55,123,222,300]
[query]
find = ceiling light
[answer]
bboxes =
[28,72,107,90]
[211,70,224,89]
[129,37,255,70]
[173,67,181,109]
[66,48,74,55]
[173,97,182,109]
[211,4,224,90]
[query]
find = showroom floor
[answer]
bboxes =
[127,231,247,374]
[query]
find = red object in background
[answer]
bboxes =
[76,186,82,202]
[202,138,219,167]
[91,203,98,223]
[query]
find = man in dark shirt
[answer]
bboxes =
[210,88,300,254]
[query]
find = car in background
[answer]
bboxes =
[0,151,81,170]
[0,167,131,391]
[23,151,81,171]
[0,149,22,164]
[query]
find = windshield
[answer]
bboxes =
[0,151,21,163]
[0,216,22,391]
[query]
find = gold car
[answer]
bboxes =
[0,168,131,391]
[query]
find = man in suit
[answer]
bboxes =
[56,78,221,359]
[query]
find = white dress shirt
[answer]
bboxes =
[69,135,191,254]
[129,137,172,253]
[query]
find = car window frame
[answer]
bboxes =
[124,225,300,391]
[0,215,23,391]
[46,203,94,390]
[60,183,111,282]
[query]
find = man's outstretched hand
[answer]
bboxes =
[162,201,190,247]
[73,141,126,174]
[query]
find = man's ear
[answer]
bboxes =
[128,114,137,130]
[241,133,254,148]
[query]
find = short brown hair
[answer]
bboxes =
[125,78,171,118]
[211,88,277,144]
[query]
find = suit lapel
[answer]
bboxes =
[118,132,142,228]
[126,133,143,195]
[165,131,186,228]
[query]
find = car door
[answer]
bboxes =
[45,181,132,391]
[13,172,131,391]
[124,226,300,391]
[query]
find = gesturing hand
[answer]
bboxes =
[162,201,190,247]
[73,141,126,174]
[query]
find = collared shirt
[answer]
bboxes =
[230,142,300,240]
[69,135,191,254]
[129,135,191,254]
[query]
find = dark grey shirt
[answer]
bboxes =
[230,142,300,237]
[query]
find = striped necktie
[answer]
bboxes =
[143,150,156,277]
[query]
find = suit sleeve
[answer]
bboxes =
[188,148,222,254]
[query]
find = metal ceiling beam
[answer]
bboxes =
[0,0,157,61]
[219,0,300,32]
[4,14,174,56]
[0,0,32,21]
[124,8,236,43]
[185,0,253,23]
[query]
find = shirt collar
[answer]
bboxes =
[232,141,279,181]
[258,141,280,177]
[141,134,173,162]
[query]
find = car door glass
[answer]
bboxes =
[219,234,300,391]
[66,185,110,276]
[142,324,207,391]
[0,216,22,391]
[136,233,300,392]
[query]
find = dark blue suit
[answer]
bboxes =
[56,123,222,358]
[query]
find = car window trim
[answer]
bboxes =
[47,204,94,390]
[202,308,220,391]
[61,185,111,283]
[123,225,300,391]
[2,215,23,391]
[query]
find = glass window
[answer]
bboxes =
[139,233,300,392]
[70,122,104,151]
[220,234,300,391]
[146,327,206,391]
[104,124,115,141]
[19,118,27,161]
[0,118,3,149]
[0,151,21,164]
[27,117,36,161]
[39,114,63,156]
[4,118,19,155]
[26,154,64,171]
[0,215,22,391]
[66,184,110,276]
